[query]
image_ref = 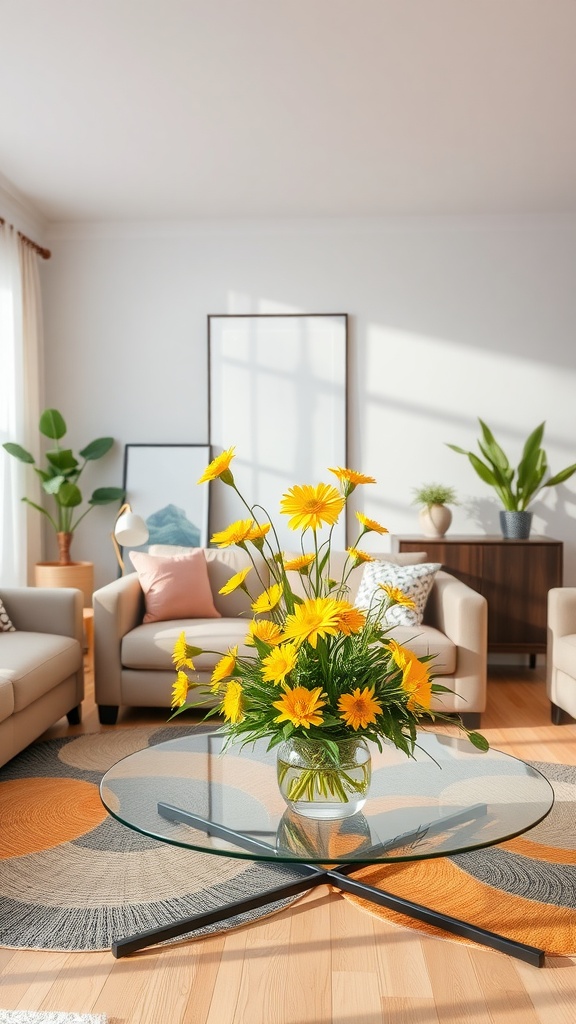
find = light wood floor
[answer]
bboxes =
[2,659,576,1024]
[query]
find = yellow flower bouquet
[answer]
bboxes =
[171,448,488,818]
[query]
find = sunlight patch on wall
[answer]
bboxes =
[358,322,576,540]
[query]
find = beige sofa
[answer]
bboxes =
[0,586,85,768]
[93,547,487,728]
[547,587,576,723]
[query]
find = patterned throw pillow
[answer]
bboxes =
[0,596,16,632]
[354,561,442,626]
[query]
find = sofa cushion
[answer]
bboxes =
[0,632,82,712]
[130,548,221,623]
[355,561,442,625]
[119,619,455,675]
[121,618,256,672]
[148,544,267,618]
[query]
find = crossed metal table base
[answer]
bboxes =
[110,801,545,967]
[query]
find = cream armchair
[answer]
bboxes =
[547,587,576,723]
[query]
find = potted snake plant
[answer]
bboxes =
[447,420,576,538]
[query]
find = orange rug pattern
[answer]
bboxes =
[344,758,576,956]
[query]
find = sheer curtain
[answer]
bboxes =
[0,223,43,585]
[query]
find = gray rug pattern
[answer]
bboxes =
[0,726,304,952]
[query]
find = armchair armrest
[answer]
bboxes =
[0,586,83,644]
[424,571,488,709]
[548,588,576,639]
[425,572,487,648]
[93,573,144,708]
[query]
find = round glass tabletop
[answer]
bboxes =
[99,730,554,865]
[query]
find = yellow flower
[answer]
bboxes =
[171,671,190,708]
[281,597,341,648]
[246,522,271,543]
[333,601,366,636]
[272,685,326,729]
[378,583,416,609]
[210,646,238,692]
[211,518,254,548]
[245,620,283,646]
[388,639,432,712]
[222,680,245,723]
[252,583,283,613]
[355,511,389,535]
[283,553,316,573]
[197,446,235,484]
[172,631,195,671]
[329,467,377,489]
[346,546,374,566]
[338,687,382,730]
[280,483,345,532]
[219,566,252,595]
[261,642,299,684]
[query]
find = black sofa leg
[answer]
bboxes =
[66,704,82,726]
[461,712,481,730]
[98,704,119,725]
[551,702,565,725]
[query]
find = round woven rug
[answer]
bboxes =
[0,726,306,952]
[343,759,576,957]
[2,731,575,956]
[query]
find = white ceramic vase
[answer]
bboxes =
[419,504,452,538]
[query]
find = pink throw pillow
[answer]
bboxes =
[129,549,221,623]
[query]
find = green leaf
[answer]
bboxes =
[46,448,78,473]
[468,453,498,486]
[545,462,576,487]
[57,482,82,507]
[478,420,510,473]
[445,443,470,455]
[39,409,66,440]
[43,475,66,495]
[88,487,125,505]
[2,442,35,464]
[467,731,490,752]
[520,422,545,464]
[22,497,53,521]
[79,437,114,461]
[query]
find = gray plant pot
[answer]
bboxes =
[499,510,533,540]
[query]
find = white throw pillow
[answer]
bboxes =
[354,561,442,626]
[0,596,15,631]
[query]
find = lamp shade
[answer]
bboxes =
[114,510,149,548]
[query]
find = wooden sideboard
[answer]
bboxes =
[395,535,563,662]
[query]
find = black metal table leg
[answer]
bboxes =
[111,800,546,965]
[327,868,545,967]
[112,870,329,958]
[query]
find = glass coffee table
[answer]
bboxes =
[100,730,553,965]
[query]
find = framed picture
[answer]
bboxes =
[208,313,348,548]
[121,444,210,564]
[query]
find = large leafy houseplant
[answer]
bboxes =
[2,408,124,564]
[447,420,576,512]
[171,448,488,815]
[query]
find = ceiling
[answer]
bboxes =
[2,0,576,224]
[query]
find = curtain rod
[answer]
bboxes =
[0,217,51,260]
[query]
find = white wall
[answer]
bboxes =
[41,215,576,591]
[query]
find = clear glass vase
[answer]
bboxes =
[276,736,372,820]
